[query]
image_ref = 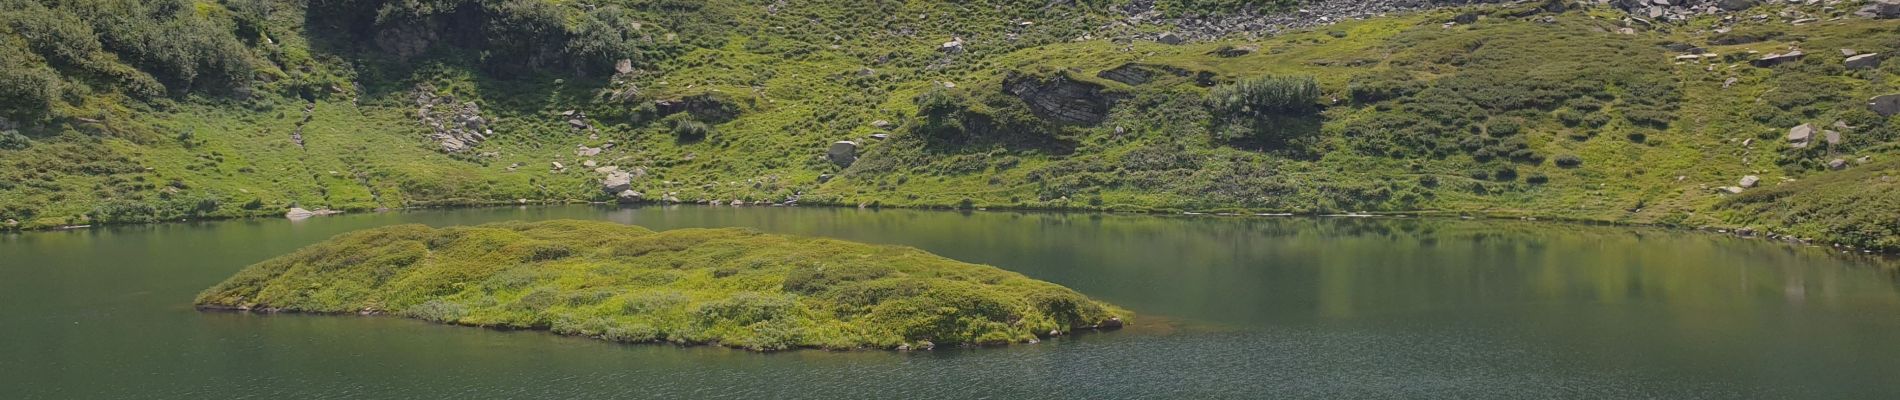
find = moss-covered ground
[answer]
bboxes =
[194,219,1130,351]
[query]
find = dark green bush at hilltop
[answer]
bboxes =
[1,0,1899,252]
[195,220,1131,351]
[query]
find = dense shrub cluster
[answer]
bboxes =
[1205,75,1321,147]
[1206,75,1320,116]
[307,0,680,76]
[0,0,256,118]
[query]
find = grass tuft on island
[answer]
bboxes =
[194,220,1129,351]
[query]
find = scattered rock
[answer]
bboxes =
[1157,32,1184,45]
[1451,12,1478,25]
[869,133,890,140]
[827,141,859,167]
[1787,124,1815,148]
[1212,44,1258,57]
[1751,50,1804,68]
[551,161,566,171]
[1829,159,1849,170]
[1842,49,1859,57]
[615,59,634,74]
[1872,94,1900,117]
[869,120,892,130]
[582,160,597,168]
[939,37,965,53]
[1096,63,1195,86]
[1739,175,1760,188]
[1723,77,1739,88]
[576,146,602,157]
[1824,130,1842,146]
[1846,53,1884,70]
[1722,186,1746,194]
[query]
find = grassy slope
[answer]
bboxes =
[3,2,1899,250]
[195,219,1131,351]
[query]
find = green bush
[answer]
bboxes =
[1207,75,1320,116]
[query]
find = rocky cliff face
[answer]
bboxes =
[1002,73,1123,125]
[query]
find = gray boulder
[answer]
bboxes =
[827,141,859,167]
[1157,32,1185,45]
[1862,0,1900,19]
[1739,175,1760,188]
[1787,124,1815,148]
[1824,130,1842,146]
[1716,0,1757,11]
[1829,159,1849,170]
[615,190,644,204]
[1872,94,1900,117]
[1845,53,1884,70]
[939,38,965,53]
[602,170,633,195]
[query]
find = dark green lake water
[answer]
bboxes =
[4,205,1900,398]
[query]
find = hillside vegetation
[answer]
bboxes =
[3,0,1900,250]
[195,219,1130,351]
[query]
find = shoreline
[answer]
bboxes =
[5,199,1895,258]
[194,304,1128,353]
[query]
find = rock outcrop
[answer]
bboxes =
[1751,51,1805,68]
[1096,63,1210,86]
[414,91,491,153]
[1002,72,1122,125]
[1861,0,1900,19]
[654,93,741,123]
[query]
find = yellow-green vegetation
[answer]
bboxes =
[3,1,1899,251]
[194,220,1130,351]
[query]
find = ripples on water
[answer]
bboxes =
[2,205,1897,398]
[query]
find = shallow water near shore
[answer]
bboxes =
[4,205,1900,398]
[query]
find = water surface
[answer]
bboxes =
[4,205,1899,398]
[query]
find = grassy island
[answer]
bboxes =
[195,220,1128,351]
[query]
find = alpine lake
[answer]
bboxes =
[5,205,1900,398]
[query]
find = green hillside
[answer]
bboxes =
[2,0,1899,251]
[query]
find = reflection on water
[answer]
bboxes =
[3,205,1899,398]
